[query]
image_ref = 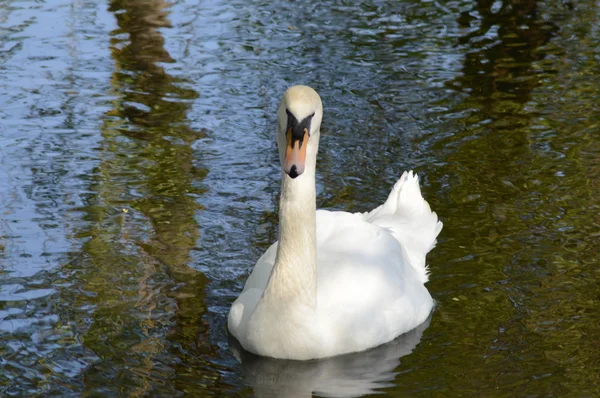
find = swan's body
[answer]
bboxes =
[228,86,442,360]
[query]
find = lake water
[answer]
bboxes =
[0,0,598,396]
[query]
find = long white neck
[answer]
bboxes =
[262,141,318,307]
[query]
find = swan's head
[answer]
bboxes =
[277,85,323,179]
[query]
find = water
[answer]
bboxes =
[0,0,598,396]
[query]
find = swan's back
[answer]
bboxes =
[312,209,434,355]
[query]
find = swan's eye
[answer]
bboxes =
[286,110,315,137]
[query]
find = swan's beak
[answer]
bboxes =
[284,128,309,179]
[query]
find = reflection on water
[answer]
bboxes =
[65,0,216,395]
[232,318,431,398]
[0,0,599,396]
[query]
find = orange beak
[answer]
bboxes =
[284,128,309,178]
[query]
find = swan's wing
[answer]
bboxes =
[314,210,433,347]
[229,243,277,338]
[315,209,420,291]
[316,210,409,305]
[242,242,278,292]
[364,171,442,283]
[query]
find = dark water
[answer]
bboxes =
[0,0,598,396]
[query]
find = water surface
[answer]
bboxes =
[0,0,598,396]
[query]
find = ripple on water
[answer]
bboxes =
[0,0,599,396]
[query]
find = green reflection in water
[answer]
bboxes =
[58,0,219,395]
[390,1,600,396]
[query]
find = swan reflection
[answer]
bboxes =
[230,316,431,398]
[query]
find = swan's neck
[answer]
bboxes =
[263,151,318,307]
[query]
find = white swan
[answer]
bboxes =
[228,85,442,360]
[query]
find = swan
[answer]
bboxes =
[228,85,442,360]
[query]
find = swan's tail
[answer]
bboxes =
[366,171,443,283]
